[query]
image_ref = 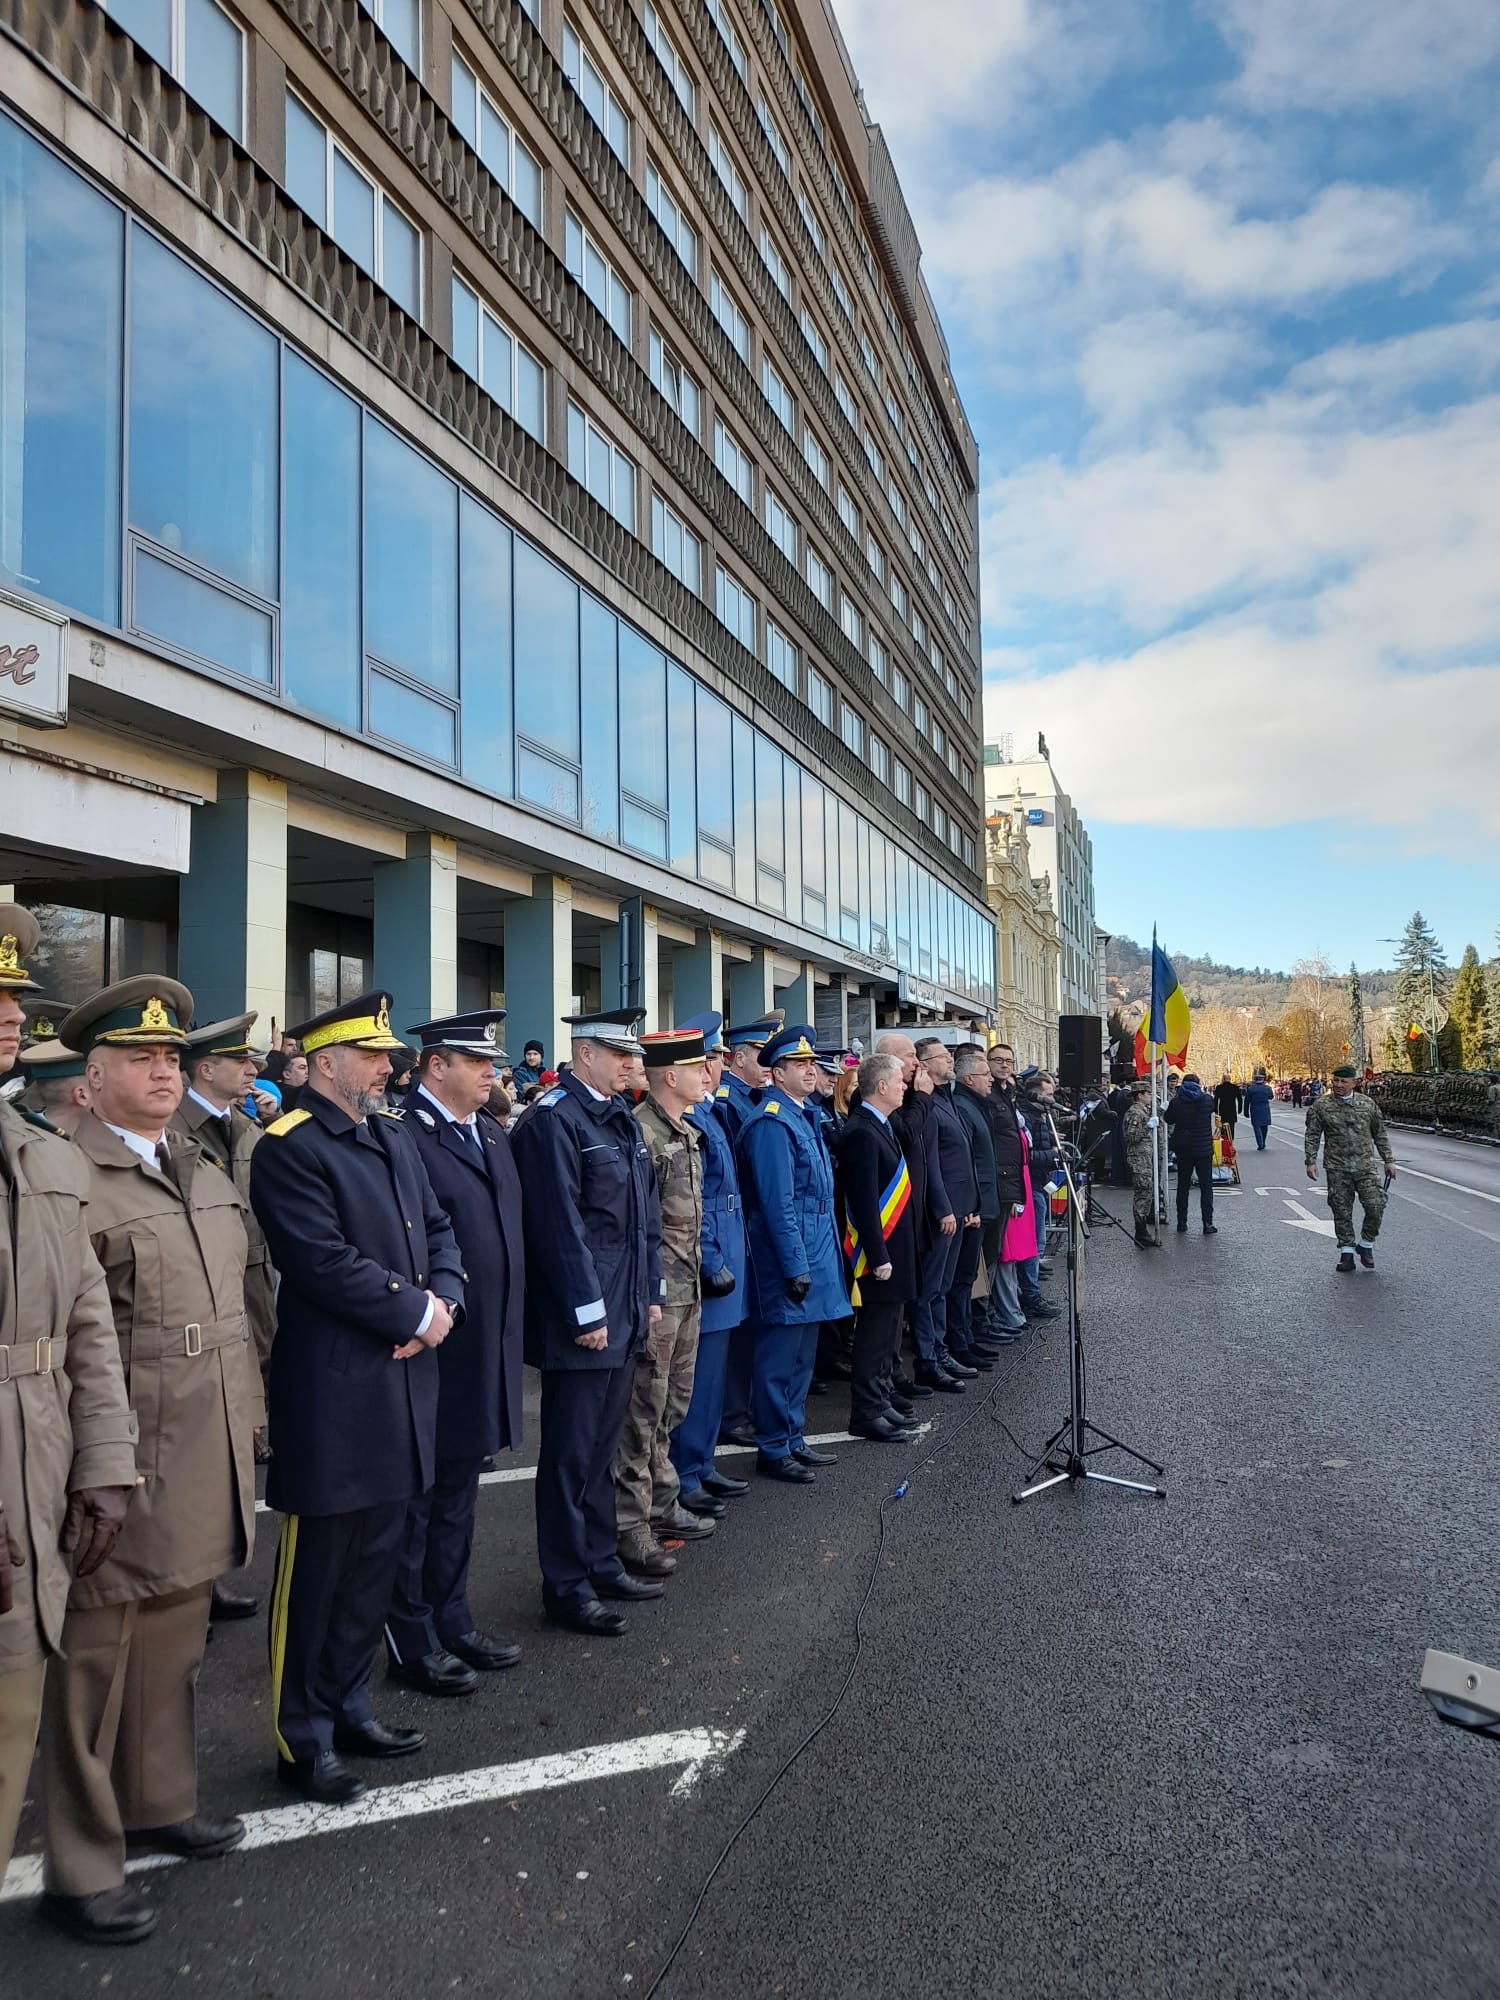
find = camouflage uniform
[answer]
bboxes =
[1121,1097,1158,1228]
[1305,1092,1393,1248]
[613,1095,702,1535]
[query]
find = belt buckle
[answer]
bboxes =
[184,1322,203,1357]
[0,1348,10,1384]
[35,1337,53,1375]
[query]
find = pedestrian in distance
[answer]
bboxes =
[1214,1074,1242,1140]
[1245,1069,1274,1151]
[249,992,465,1806]
[385,1011,526,1695]
[1165,1073,1218,1235]
[1305,1065,1396,1271]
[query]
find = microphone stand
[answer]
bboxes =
[1013,1111,1167,1505]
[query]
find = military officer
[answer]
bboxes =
[39,975,257,1945]
[510,1012,663,1638]
[671,1014,749,1516]
[0,912,136,1887]
[19,1037,92,1137]
[385,1011,525,1693]
[1120,1079,1162,1248]
[613,1029,712,1580]
[738,1026,849,1484]
[1305,1065,1396,1271]
[249,993,465,1805]
[715,1012,781,1449]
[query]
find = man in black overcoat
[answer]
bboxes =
[385,1012,525,1694]
[249,993,464,1806]
[836,1053,920,1443]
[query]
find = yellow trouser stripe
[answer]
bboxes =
[268,1514,299,1763]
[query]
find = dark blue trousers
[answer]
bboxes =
[752,1320,820,1459]
[268,1500,407,1764]
[1176,1155,1215,1225]
[384,1455,483,1664]
[536,1364,636,1606]
[671,1325,732,1493]
[719,1321,756,1435]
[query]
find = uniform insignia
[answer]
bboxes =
[538,1088,564,1106]
[266,1108,313,1137]
[764,1101,780,1114]
[138,994,172,1033]
[0,934,18,976]
[415,1108,436,1127]
[374,1000,393,1036]
[715,1085,730,1099]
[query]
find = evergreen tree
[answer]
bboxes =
[1447,944,1490,1070]
[1392,912,1448,1073]
[1345,963,1367,1072]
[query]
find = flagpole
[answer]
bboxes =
[1150,1039,1160,1223]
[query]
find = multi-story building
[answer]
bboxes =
[983,788,1059,1069]
[983,742,1097,1022]
[0,0,993,1050]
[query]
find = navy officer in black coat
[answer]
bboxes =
[510,1012,663,1638]
[384,1011,525,1694]
[249,992,464,1805]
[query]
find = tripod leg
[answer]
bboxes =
[1080,1470,1166,1497]
[1081,1420,1165,1475]
[1012,1469,1072,1503]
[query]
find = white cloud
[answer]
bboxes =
[1076,312,1264,433]
[1214,0,1500,110]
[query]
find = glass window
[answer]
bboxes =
[795,190,824,259]
[805,664,831,725]
[913,692,929,735]
[695,690,734,848]
[834,371,858,428]
[580,593,619,840]
[758,95,789,175]
[868,630,887,683]
[134,548,272,682]
[839,704,863,756]
[714,565,755,649]
[286,98,421,317]
[650,331,699,434]
[651,495,701,593]
[894,758,911,806]
[802,426,828,489]
[450,54,543,227]
[369,668,455,766]
[567,403,636,533]
[283,355,361,729]
[764,486,797,564]
[284,93,327,225]
[830,261,854,323]
[563,25,630,164]
[365,420,458,694]
[451,277,545,440]
[755,733,784,875]
[765,620,797,689]
[0,117,124,625]
[870,734,889,785]
[128,230,278,601]
[761,357,794,431]
[707,0,746,77]
[361,0,419,69]
[839,595,862,648]
[759,227,791,299]
[714,420,754,505]
[891,665,909,709]
[710,273,749,361]
[618,626,668,811]
[801,309,828,374]
[643,2,695,117]
[708,125,747,220]
[864,533,885,582]
[104,0,243,139]
[459,495,513,795]
[565,211,632,344]
[513,540,580,765]
[805,547,831,610]
[646,164,698,276]
[837,484,859,538]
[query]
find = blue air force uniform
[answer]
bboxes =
[668,1014,748,1498]
[248,993,465,1782]
[737,1028,849,1465]
[510,1019,663,1619]
[714,1013,781,1441]
[384,1013,525,1680]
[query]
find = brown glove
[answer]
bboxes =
[0,1502,24,1616]
[61,1484,135,1579]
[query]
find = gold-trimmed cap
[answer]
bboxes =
[290,990,406,1056]
[60,976,194,1052]
[761,1025,817,1066]
[0,904,46,995]
[640,1029,707,1069]
[183,1011,261,1061]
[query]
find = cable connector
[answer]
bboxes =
[893,1480,909,1500]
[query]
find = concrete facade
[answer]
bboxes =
[983,744,1098,1023]
[983,791,1060,1070]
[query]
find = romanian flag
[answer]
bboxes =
[1134,927,1191,1074]
[843,1155,912,1308]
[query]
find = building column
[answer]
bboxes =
[599,900,660,1024]
[177,769,288,1035]
[373,833,458,1034]
[671,929,723,1023]
[504,873,574,1064]
[728,949,775,1024]
[776,961,816,1027]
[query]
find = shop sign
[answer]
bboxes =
[0,589,68,729]
[897,972,941,1011]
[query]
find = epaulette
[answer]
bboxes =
[374,1107,404,1120]
[764,1100,780,1114]
[265,1108,313,1138]
[14,1102,63,1137]
[412,1107,437,1128]
[715,1084,730,1099]
[538,1088,565,1107]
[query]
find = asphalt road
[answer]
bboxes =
[7,1116,1498,1999]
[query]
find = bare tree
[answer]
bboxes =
[1287,954,1341,1076]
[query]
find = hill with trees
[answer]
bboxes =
[1103,935,1395,1014]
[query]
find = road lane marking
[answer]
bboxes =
[1266,1129,1500,1206]
[0,1726,746,1904]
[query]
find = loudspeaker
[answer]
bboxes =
[1057,1016,1103,1092]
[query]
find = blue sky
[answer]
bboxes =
[837,0,1500,973]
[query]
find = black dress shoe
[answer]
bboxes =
[543,1594,627,1637]
[125,1812,244,1859]
[591,1569,666,1601]
[942,1354,980,1378]
[792,1445,838,1467]
[702,1470,749,1498]
[334,1718,427,1758]
[445,1628,522,1671]
[387,1649,478,1697]
[42,1886,158,1945]
[718,1423,758,1449]
[914,1363,964,1394]
[677,1487,728,1518]
[898,1374,935,1397]
[756,1452,815,1484]
[277,1751,367,1805]
[849,1415,914,1443]
[210,1580,259,1621]
[1176,1221,1188,1233]
[1203,1224,1218,1235]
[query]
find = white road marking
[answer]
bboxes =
[255,1428,890,1513]
[1267,1127,1500,1207]
[0,1726,746,1904]
[1280,1198,1335,1237]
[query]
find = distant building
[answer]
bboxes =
[983,785,1059,1068]
[983,744,1098,1021]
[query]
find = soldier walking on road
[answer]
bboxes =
[614,1030,712,1580]
[0,913,136,1889]
[1121,1078,1162,1248]
[40,975,259,1945]
[1305,1065,1395,1272]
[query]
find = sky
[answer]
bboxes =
[836,0,1500,974]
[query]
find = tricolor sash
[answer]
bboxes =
[843,1155,911,1307]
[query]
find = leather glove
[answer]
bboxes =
[0,1502,24,1617]
[702,1266,737,1299]
[61,1485,134,1579]
[785,1273,811,1304]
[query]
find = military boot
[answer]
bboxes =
[1134,1220,1159,1249]
[618,1527,676,1578]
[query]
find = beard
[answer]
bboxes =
[352,1084,388,1119]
